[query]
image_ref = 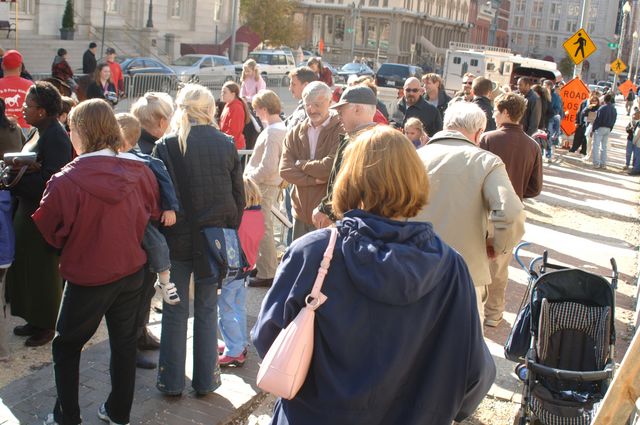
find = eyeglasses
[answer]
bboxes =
[463,81,473,86]
[404,88,421,93]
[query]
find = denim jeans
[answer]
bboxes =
[217,278,247,357]
[633,145,640,172]
[626,137,636,167]
[592,127,612,167]
[142,223,171,274]
[157,259,221,395]
[547,114,561,146]
[52,269,144,425]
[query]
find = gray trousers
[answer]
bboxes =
[256,185,280,279]
[293,219,316,241]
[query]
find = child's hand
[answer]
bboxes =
[161,210,177,227]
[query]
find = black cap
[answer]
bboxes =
[330,86,377,109]
[106,47,116,55]
[89,42,97,48]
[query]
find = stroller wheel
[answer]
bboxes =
[512,413,528,425]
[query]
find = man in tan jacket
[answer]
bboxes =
[279,81,343,240]
[415,101,526,324]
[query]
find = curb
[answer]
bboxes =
[221,391,268,425]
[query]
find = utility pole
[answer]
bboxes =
[629,31,638,82]
[229,0,239,61]
[612,1,632,96]
[573,0,591,79]
[488,0,502,46]
[101,1,107,58]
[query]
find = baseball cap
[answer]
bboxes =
[330,86,377,109]
[2,50,22,70]
[105,47,116,55]
[89,42,97,49]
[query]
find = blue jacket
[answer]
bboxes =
[0,190,14,266]
[593,102,617,131]
[128,149,180,212]
[550,90,564,117]
[252,210,495,425]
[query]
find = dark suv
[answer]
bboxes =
[375,63,424,89]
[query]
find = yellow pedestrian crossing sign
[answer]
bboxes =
[563,28,597,65]
[610,58,627,75]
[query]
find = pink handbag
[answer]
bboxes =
[256,228,338,399]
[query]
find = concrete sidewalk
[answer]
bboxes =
[1,101,638,425]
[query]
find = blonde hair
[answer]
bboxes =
[333,126,429,219]
[241,59,260,82]
[68,99,123,153]
[251,89,282,115]
[130,92,174,132]
[170,83,217,153]
[243,177,261,207]
[115,112,142,149]
[404,117,425,134]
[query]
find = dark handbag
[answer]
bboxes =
[202,227,249,286]
[504,302,532,362]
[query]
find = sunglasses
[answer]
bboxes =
[405,88,421,93]
[464,81,473,86]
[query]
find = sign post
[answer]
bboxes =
[563,28,597,66]
[559,78,591,136]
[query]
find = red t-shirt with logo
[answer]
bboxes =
[0,76,34,129]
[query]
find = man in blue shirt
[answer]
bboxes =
[591,93,617,169]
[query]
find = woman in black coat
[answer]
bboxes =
[153,83,245,396]
[86,63,118,106]
[6,81,72,347]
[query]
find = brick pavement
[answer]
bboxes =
[0,313,264,425]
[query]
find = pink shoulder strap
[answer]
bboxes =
[306,228,338,310]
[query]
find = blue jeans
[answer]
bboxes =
[626,137,636,167]
[217,278,247,357]
[157,259,221,395]
[592,127,612,167]
[142,223,171,273]
[547,114,561,146]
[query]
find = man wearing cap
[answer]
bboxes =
[312,85,377,228]
[83,42,97,75]
[394,77,442,137]
[52,48,78,92]
[105,47,124,96]
[0,50,34,130]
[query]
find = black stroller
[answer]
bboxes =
[506,242,618,425]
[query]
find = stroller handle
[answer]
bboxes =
[610,258,618,289]
[527,360,614,382]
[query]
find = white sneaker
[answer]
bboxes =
[43,414,58,425]
[154,281,180,305]
[98,403,129,425]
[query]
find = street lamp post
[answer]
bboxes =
[488,0,502,47]
[635,45,640,82]
[349,2,362,61]
[573,0,591,79]
[629,31,638,83]
[612,1,632,96]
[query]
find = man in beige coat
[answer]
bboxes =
[415,101,526,323]
[279,81,343,240]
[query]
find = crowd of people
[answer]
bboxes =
[0,46,629,425]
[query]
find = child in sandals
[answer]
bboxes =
[116,113,180,305]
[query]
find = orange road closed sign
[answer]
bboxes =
[559,78,590,136]
[618,79,637,99]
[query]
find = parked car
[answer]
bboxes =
[337,62,375,81]
[244,50,297,78]
[117,56,178,96]
[375,63,424,89]
[588,84,606,93]
[170,54,236,83]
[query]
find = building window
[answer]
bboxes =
[379,20,390,49]
[567,4,580,16]
[514,15,523,27]
[10,0,34,14]
[453,56,461,64]
[312,15,322,47]
[532,1,543,14]
[515,0,525,12]
[324,15,334,44]
[335,16,345,43]
[106,0,118,13]
[549,19,559,31]
[470,59,478,66]
[549,2,561,15]
[370,0,378,5]
[383,0,388,6]
[531,17,541,29]
[367,18,377,48]
[588,23,595,33]
[213,0,222,21]
[170,0,181,18]
[566,20,577,32]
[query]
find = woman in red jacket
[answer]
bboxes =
[32,98,160,425]
[220,81,250,150]
[307,57,333,87]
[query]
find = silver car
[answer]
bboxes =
[171,54,236,83]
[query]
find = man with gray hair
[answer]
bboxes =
[415,101,525,324]
[279,81,343,240]
[312,85,378,228]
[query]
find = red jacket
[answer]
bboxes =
[32,151,160,286]
[107,60,124,95]
[220,98,247,150]
[52,58,74,81]
[238,207,264,270]
[318,66,333,87]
